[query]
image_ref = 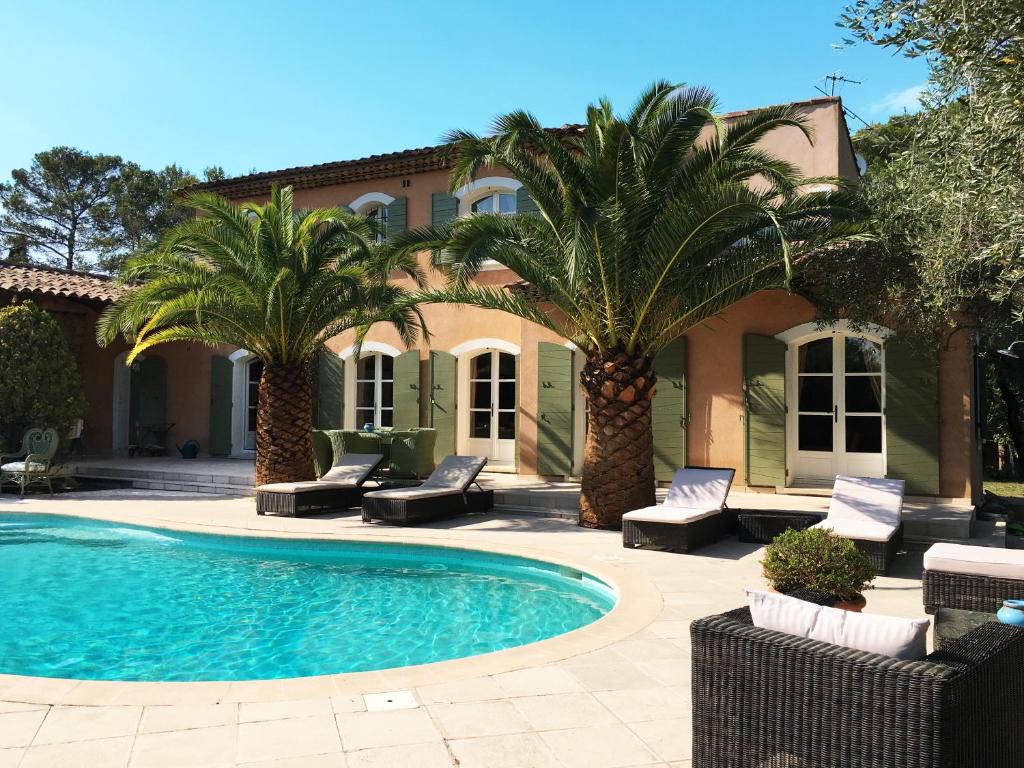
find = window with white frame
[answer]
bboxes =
[470,191,517,215]
[355,353,394,428]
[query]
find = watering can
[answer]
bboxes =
[177,440,200,459]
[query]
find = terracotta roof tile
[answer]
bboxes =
[184,97,841,200]
[0,263,121,304]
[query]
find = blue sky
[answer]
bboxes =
[1,1,928,180]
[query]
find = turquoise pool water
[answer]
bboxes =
[0,513,614,682]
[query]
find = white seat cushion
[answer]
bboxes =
[320,453,384,485]
[812,517,897,543]
[362,487,463,501]
[923,543,1024,580]
[257,480,356,494]
[664,467,735,510]
[1,461,46,473]
[828,475,904,526]
[748,590,929,661]
[621,505,720,524]
[419,455,487,491]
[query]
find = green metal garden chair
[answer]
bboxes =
[0,428,60,495]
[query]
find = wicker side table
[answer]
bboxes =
[735,510,822,543]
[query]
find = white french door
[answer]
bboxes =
[466,351,517,464]
[789,334,885,485]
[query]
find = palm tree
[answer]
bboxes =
[392,82,871,529]
[98,184,426,486]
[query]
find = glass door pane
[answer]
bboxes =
[469,352,492,439]
[796,337,833,452]
[843,337,882,455]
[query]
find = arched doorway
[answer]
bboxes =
[783,326,887,485]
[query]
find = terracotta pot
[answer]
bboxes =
[832,594,867,612]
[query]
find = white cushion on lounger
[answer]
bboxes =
[419,455,487,490]
[748,590,929,661]
[362,487,464,501]
[664,467,735,509]
[257,453,383,494]
[622,505,721,524]
[811,475,903,542]
[361,455,487,501]
[320,453,384,485]
[812,517,897,543]
[923,543,1024,580]
[258,480,355,493]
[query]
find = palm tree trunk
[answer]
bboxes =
[579,349,657,529]
[255,361,314,486]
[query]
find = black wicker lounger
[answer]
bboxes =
[691,592,1024,768]
[922,543,1024,614]
[361,455,492,526]
[621,467,735,553]
[256,453,384,517]
[811,475,904,574]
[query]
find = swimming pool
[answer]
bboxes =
[0,513,615,682]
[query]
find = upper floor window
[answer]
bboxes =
[366,204,388,243]
[355,353,394,428]
[470,192,517,215]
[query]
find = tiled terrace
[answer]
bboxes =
[70,456,977,541]
[0,489,937,768]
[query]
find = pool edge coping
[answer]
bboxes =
[0,507,664,706]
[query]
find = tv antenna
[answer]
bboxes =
[814,72,869,127]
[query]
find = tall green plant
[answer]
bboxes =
[0,302,87,457]
[392,82,871,528]
[98,185,427,485]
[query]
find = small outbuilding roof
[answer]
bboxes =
[0,263,121,304]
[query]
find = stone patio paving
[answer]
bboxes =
[0,490,929,768]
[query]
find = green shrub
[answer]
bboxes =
[0,301,87,459]
[761,527,875,601]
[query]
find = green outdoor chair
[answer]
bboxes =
[388,429,437,480]
[339,430,383,456]
[0,428,60,495]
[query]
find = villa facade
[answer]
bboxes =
[1,96,980,502]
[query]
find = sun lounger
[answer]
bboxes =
[812,475,904,574]
[622,467,736,552]
[361,455,492,525]
[256,453,384,517]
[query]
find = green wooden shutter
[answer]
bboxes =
[516,186,540,216]
[431,193,458,226]
[315,350,344,429]
[652,337,688,482]
[392,350,421,429]
[386,196,407,239]
[743,334,787,486]
[885,336,940,495]
[130,355,167,430]
[537,342,574,476]
[429,351,456,463]
[208,355,233,456]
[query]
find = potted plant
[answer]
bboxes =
[761,527,875,611]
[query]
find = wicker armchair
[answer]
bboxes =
[922,543,1024,615]
[691,592,1024,768]
[0,428,60,495]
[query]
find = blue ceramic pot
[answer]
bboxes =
[996,599,1024,626]
[362,422,375,433]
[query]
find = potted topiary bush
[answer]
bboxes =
[761,527,876,611]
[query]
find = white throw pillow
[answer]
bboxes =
[747,590,929,661]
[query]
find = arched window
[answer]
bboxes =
[470,191,516,215]
[348,193,395,244]
[355,353,394,429]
